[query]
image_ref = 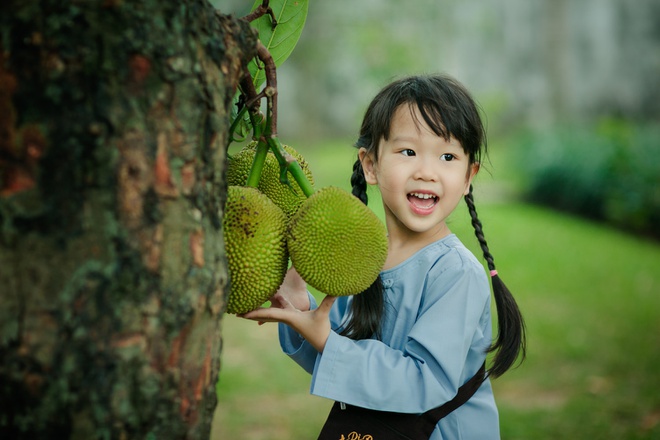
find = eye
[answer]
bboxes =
[440,153,455,161]
[401,149,416,157]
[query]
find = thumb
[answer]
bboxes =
[269,293,289,309]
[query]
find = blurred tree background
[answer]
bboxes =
[221,0,660,238]
[223,0,659,137]
[215,1,660,439]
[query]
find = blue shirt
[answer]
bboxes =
[279,234,500,439]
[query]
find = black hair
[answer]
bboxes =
[346,73,526,378]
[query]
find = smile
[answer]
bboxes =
[408,192,437,200]
[407,192,438,213]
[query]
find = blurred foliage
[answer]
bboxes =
[217,0,660,141]
[513,120,660,239]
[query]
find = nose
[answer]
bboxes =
[413,160,438,181]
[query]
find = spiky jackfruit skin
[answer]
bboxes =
[223,186,289,314]
[227,141,314,219]
[287,186,388,296]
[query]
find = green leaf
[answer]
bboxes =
[247,0,309,89]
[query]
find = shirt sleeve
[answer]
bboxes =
[278,292,318,374]
[278,293,354,375]
[309,259,491,413]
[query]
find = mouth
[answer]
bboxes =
[407,192,438,212]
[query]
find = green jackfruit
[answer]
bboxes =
[223,186,289,314]
[287,186,388,296]
[227,141,314,219]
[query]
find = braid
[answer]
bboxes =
[465,186,495,271]
[351,159,369,205]
[340,158,384,340]
[465,185,527,378]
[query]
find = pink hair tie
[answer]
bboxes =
[490,269,498,277]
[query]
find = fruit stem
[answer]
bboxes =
[266,136,315,198]
[249,109,266,139]
[251,40,314,198]
[246,138,269,188]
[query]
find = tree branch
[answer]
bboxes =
[256,40,278,137]
[242,0,277,28]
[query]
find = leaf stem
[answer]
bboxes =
[228,104,249,146]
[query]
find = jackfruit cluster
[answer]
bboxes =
[227,141,314,219]
[223,144,388,314]
[287,186,388,296]
[223,186,288,314]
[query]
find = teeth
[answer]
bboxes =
[410,192,437,199]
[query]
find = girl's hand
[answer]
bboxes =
[239,294,337,353]
[276,266,310,311]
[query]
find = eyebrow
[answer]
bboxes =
[390,135,419,143]
[390,135,464,150]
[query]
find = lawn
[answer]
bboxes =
[212,139,660,439]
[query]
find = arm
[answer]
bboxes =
[310,262,491,413]
[278,293,353,374]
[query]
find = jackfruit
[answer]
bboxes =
[287,186,388,296]
[223,185,289,314]
[227,141,314,219]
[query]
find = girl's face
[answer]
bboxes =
[360,105,478,244]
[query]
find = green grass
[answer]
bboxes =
[213,140,660,439]
[451,203,660,439]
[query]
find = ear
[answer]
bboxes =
[358,148,378,185]
[464,162,480,195]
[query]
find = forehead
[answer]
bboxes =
[387,105,463,148]
[390,104,433,135]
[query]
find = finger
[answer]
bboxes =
[269,293,297,311]
[237,307,269,320]
[272,293,297,311]
[269,293,286,308]
[240,306,294,324]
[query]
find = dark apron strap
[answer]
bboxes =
[422,362,487,425]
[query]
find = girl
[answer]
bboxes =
[240,74,526,439]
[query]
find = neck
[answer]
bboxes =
[383,222,451,270]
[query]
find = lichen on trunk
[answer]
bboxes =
[0,0,255,438]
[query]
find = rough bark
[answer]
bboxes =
[0,0,256,438]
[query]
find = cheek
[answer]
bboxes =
[374,166,403,189]
[368,160,395,186]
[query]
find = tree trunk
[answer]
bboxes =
[0,0,255,438]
